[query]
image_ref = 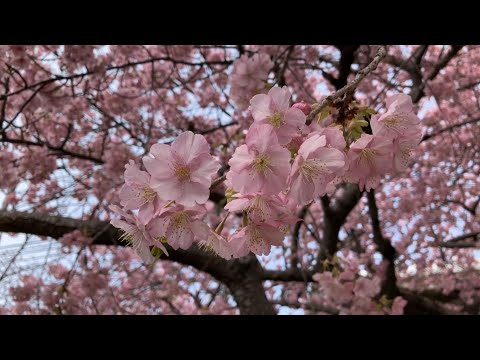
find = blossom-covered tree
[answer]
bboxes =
[0,45,478,315]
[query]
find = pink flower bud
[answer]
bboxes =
[292,101,312,116]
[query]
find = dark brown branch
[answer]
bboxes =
[291,205,309,269]
[1,136,104,164]
[331,45,360,89]
[0,209,275,315]
[306,46,387,125]
[432,232,480,248]
[367,190,399,299]
[421,118,480,142]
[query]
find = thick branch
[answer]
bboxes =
[367,191,399,299]
[0,210,275,315]
[432,232,480,248]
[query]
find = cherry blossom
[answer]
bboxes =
[0,45,476,316]
[228,124,291,195]
[249,86,306,144]
[148,204,209,250]
[143,131,220,207]
[229,222,285,257]
[288,134,346,205]
[346,134,393,191]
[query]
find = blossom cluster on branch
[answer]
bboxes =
[110,67,422,263]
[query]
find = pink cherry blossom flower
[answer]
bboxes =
[292,101,312,116]
[228,124,291,195]
[109,205,168,264]
[148,204,209,250]
[392,132,422,172]
[225,193,288,223]
[353,277,381,298]
[390,296,408,315]
[230,53,273,109]
[308,126,347,150]
[118,160,163,222]
[346,133,393,191]
[198,229,233,260]
[370,93,420,140]
[314,272,354,305]
[249,86,306,144]
[229,222,284,257]
[288,134,346,205]
[143,131,220,207]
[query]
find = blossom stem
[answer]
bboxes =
[215,212,230,234]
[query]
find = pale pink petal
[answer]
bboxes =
[138,202,155,224]
[143,157,173,181]
[190,220,210,240]
[269,86,290,112]
[176,181,210,206]
[190,155,220,187]
[150,177,181,201]
[135,242,155,265]
[124,160,150,185]
[171,131,210,164]
[283,107,306,130]
[298,134,327,158]
[246,124,279,154]
[166,224,194,250]
[150,143,171,161]
[224,197,250,212]
[228,145,254,173]
[249,93,272,121]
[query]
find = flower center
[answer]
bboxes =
[359,148,377,166]
[119,230,141,249]
[247,196,271,221]
[268,112,284,128]
[174,165,191,183]
[170,212,189,229]
[383,116,401,128]
[301,159,325,182]
[252,154,271,174]
[249,226,264,245]
[142,186,156,202]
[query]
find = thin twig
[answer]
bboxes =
[305,46,387,125]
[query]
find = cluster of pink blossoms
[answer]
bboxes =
[313,271,407,315]
[110,87,422,262]
[229,52,273,110]
[109,131,221,263]
[347,94,423,190]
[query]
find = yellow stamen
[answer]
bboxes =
[301,159,327,183]
[174,165,191,183]
[170,212,189,229]
[249,226,264,245]
[247,196,271,220]
[142,186,156,202]
[252,154,271,174]
[155,236,168,244]
[359,148,377,166]
[268,112,284,128]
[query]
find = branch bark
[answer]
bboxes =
[306,46,387,125]
[0,209,275,315]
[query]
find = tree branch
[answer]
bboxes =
[367,190,399,299]
[0,209,275,315]
[306,46,387,125]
